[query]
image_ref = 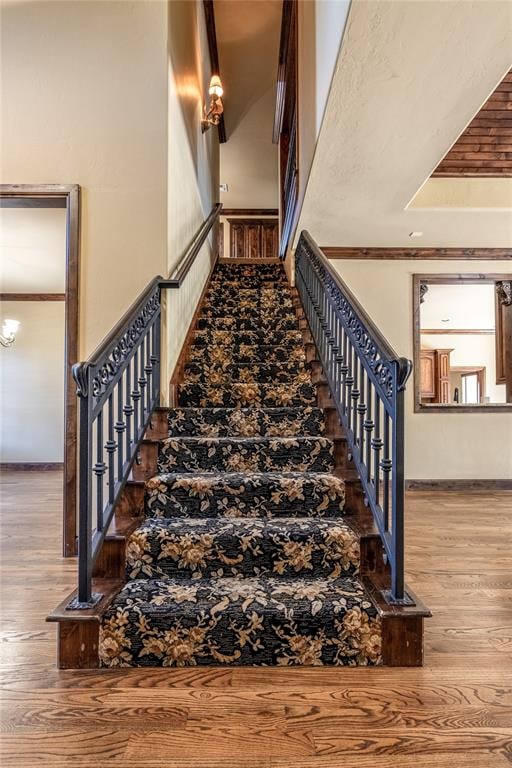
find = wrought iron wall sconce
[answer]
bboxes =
[0,318,20,348]
[201,75,224,132]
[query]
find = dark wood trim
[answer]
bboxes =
[0,196,66,208]
[323,246,512,260]
[0,462,64,471]
[226,218,278,226]
[413,273,512,413]
[0,293,65,301]
[496,289,506,384]
[202,0,226,144]
[421,328,494,335]
[0,184,80,558]
[221,209,279,217]
[273,0,295,144]
[406,479,512,490]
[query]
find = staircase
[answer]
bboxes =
[97,260,381,667]
[49,232,429,668]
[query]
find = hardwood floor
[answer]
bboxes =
[1,471,511,767]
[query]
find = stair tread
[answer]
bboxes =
[144,471,345,520]
[100,575,381,667]
[167,406,324,437]
[127,516,360,580]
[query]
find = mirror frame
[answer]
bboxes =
[412,273,512,413]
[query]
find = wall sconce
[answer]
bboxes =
[0,318,20,348]
[201,75,224,132]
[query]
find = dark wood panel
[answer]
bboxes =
[221,209,278,216]
[406,479,512,490]
[433,68,512,176]
[0,293,65,301]
[230,223,246,259]
[323,246,512,260]
[0,462,64,471]
[261,222,279,260]
[228,220,279,259]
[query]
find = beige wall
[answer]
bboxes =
[0,302,65,462]
[165,0,219,390]
[330,259,512,480]
[219,87,278,209]
[0,0,169,356]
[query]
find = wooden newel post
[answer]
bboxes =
[497,281,512,403]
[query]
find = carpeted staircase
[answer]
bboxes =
[99,261,382,667]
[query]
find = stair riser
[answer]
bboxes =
[196,317,298,332]
[182,362,308,385]
[145,473,345,519]
[157,439,334,474]
[126,519,360,580]
[167,408,325,437]
[100,577,382,667]
[178,382,317,408]
[187,345,306,365]
[193,330,304,347]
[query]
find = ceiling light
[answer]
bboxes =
[1,318,20,348]
[409,231,423,238]
[201,75,224,133]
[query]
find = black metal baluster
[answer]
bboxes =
[345,342,354,433]
[124,361,133,457]
[341,330,349,415]
[381,410,391,531]
[115,376,125,479]
[132,346,141,440]
[351,346,360,443]
[372,396,383,507]
[364,376,374,483]
[138,335,146,426]
[144,330,153,416]
[93,410,106,531]
[105,393,116,506]
[357,360,367,464]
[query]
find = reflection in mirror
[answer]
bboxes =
[416,277,511,409]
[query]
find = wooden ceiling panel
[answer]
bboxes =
[433,69,512,177]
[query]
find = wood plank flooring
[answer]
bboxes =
[1,470,511,767]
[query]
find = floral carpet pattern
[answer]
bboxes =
[100,260,382,667]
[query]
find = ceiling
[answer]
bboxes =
[215,0,281,137]
[0,207,66,292]
[421,284,496,329]
[297,0,512,248]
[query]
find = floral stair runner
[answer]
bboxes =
[100,261,382,667]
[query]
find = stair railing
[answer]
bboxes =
[295,231,412,604]
[68,203,222,609]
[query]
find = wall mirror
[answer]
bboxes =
[413,274,511,413]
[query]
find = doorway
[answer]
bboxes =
[0,185,80,556]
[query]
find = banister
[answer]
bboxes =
[301,232,401,364]
[295,230,413,604]
[68,203,221,609]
